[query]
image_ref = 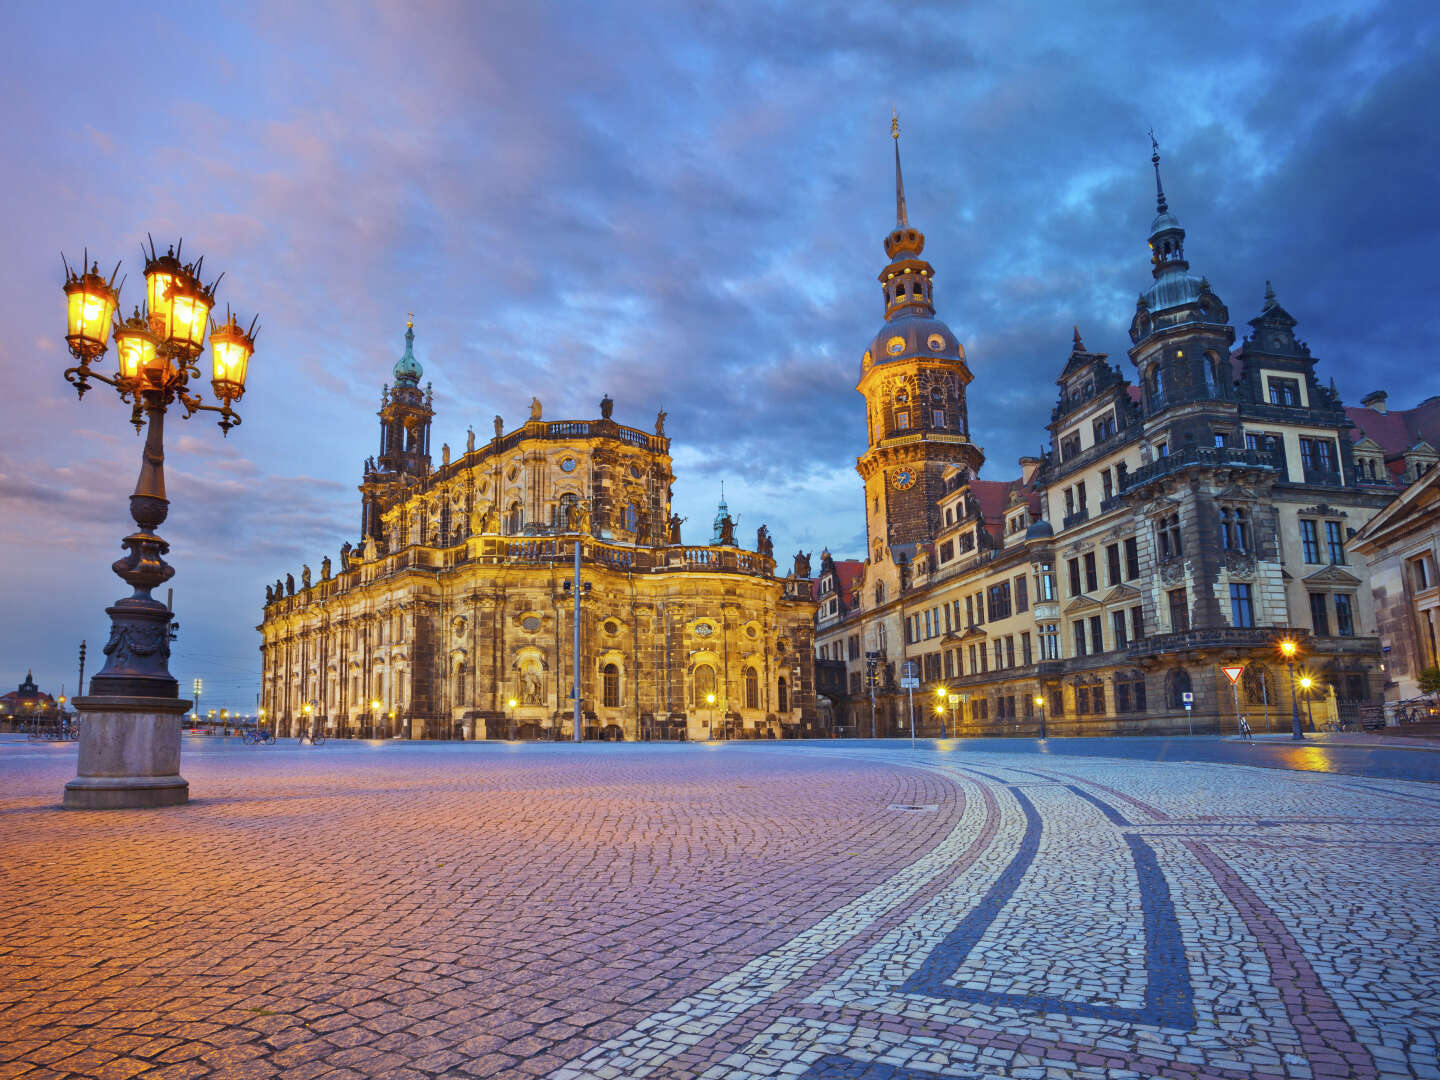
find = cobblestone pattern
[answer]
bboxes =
[1,742,1437,1080]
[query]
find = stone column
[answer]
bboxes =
[65,695,190,809]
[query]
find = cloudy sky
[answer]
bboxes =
[3,1,1437,710]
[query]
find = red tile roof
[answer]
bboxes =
[1346,395,1440,456]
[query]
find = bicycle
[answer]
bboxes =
[299,727,327,746]
[242,728,277,745]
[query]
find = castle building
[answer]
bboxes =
[259,322,816,740]
[815,129,1427,735]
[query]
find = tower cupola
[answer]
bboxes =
[393,314,423,386]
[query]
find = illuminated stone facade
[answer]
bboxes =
[259,325,816,740]
[816,136,1405,736]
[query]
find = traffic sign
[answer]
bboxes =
[1221,665,1244,685]
[900,677,919,689]
[947,694,961,705]
[1182,692,1194,704]
[902,661,918,677]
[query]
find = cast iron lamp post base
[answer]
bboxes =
[64,696,190,809]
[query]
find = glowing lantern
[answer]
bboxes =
[208,312,255,402]
[113,309,161,386]
[64,263,118,360]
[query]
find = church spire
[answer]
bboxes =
[892,110,908,228]
[394,315,423,387]
[1149,130,1168,215]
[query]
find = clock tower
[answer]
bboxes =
[856,117,984,561]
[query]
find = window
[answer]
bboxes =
[1065,488,1075,517]
[1301,520,1321,563]
[505,500,523,534]
[923,610,932,638]
[1089,615,1104,655]
[777,677,789,712]
[1130,606,1145,642]
[1230,583,1254,628]
[944,604,953,633]
[974,591,985,625]
[1061,432,1082,460]
[743,667,759,710]
[1309,592,1330,636]
[988,582,1011,621]
[1093,414,1117,442]
[875,582,886,606]
[1005,636,1015,668]
[1073,622,1088,658]
[1037,563,1057,601]
[1334,593,1355,637]
[1220,507,1250,552]
[1168,588,1189,632]
[1014,576,1028,612]
[1106,544,1121,587]
[994,640,1003,669]
[1102,469,1114,501]
[939,539,954,562]
[692,664,716,706]
[848,636,859,661]
[967,645,977,675]
[1084,552,1098,593]
[622,504,639,532]
[1412,556,1433,591]
[1157,514,1182,559]
[944,650,954,678]
[1299,437,1337,477]
[1068,558,1083,597]
[1124,537,1140,580]
[1075,680,1105,716]
[1040,624,1059,661]
[603,663,621,708]
[1158,441,1169,457]
[1111,610,1128,650]
[1076,480,1087,510]
[896,411,910,430]
[1021,632,1032,666]
[1115,672,1146,713]
[1268,377,1301,406]
[1166,668,1192,709]
[932,409,945,428]
[965,595,974,626]
[1325,520,1345,565]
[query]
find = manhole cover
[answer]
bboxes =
[887,803,939,813]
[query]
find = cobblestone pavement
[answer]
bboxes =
[1,741,1437,1080]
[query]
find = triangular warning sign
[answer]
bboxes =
[1221,665,1244,685]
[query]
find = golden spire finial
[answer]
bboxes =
[891,109,900,141]
[891,111,908,228]
[407,311,414,329]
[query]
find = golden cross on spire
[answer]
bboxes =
[407,311,414,328]
[892,109,900,140]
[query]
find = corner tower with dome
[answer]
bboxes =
[856,116,984,564]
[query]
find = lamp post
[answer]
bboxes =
[507,697,518,741]
[60,241,256,809]
[370,699,382,738]
[706,691,718,741]
[933,686,946,738]
[302,701,314,739]
[257,706,266,733]
[1035,694,1047,741]
[1299,674,1316,733]
[1279,638,1304,741]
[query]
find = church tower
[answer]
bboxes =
[855,116,983,564]
[361,317,434,543]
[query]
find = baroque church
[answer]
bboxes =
[259,321,817,740]
[814,127,1436,736]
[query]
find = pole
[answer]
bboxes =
[572,535,582,743]
[77,640,87,697]
[907,684,915,749]
[869,679,877,739]
[1287,658,1303,740]
[1261,668,1271,732]
[1230,678,1241,735]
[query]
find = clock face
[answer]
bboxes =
[893,469,915,490]
[560,457,577,472]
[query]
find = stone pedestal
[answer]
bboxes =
[63,696,191,809]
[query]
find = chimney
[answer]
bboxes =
[1018,455,1042,485]
[1361,390,1388,414]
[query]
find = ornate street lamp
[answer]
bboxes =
[1298,674,1316,733]
[1034,694,1047,741]
[1278,638,1304,741]
[60,239,257,809]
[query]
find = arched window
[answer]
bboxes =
[692,664,716,707]
[1115,671,1146,713]
[554,492,578,530]
[1149,364,1165,406]
[743,667,759,709]
[1166,668,1192,709]
[455,660,466,703]
[1242,664,1270,705]
[777,676,789,713]
[623,505,638,533]
[506,500,523,534]
[602,663,620,708]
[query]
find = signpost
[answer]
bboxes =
[1182,690,1194,735]
[901,662,918,749]
[866,651,879,739]
[947,692,960,738]
[1221,664,1245,737]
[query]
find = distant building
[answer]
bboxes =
[0,671,58,731]
[815,130,1419,735]
[259,321,816,740]
[1348,464,1440,702]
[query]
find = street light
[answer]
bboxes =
[1298,674,1316,732]
[1034,694,1047,740]
[706,691,718,742]
[507,697,518,741]
[371,699,382,738]
[1278,638,1305,741]
[60,240,257,810]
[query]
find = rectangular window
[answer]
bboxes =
[1040,624,1059,660]
[1039,563,1056,601]
[1069,558,1083,597]
[1089,615,1104,655]
[1310,592,1330,636]
[932,409,945,428]
[974,591,985,625]
[1014,575,1029,612]
[1124,537,1140,580]
[994,640,1004,669]
[1301,520,1321,563]
[923,611,932,638]
[1065,488,1075,516]
[968,645,977,675]
[896,412,910,430]
[1093,414,1117,442]
[944,649,954,678]
[1073,621,1088,658]
[1168,588,1189,632]
[1131,605,1145,641]
[1021,632,1032,666]
[1335,593,1355,637]
[1325,520,1345,564]
[1411,556,1432,591]
[1102,468,1114,501]
[1084,552,1098,593]
[980,646,988,673]
[1076,480,1087,509]
[1061,432,1082,459]
[965,595,974,626]
[939,539,954,563]
[1106,544,1121,587]
[944,605,952,634]
[1230,583,1254,628]
[1268,377,1301,406]
[988,582,1012,621]
[1005,636,1015,668]
[1111,610,1128,650]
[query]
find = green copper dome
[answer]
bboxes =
[394,321,422,386]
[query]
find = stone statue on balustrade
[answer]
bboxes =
[756,524,773,559]
[301,565,312,590]
[320,556,332,582]
[668,513,685,545]
[717,514,736,547]
[792,550,811,578]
